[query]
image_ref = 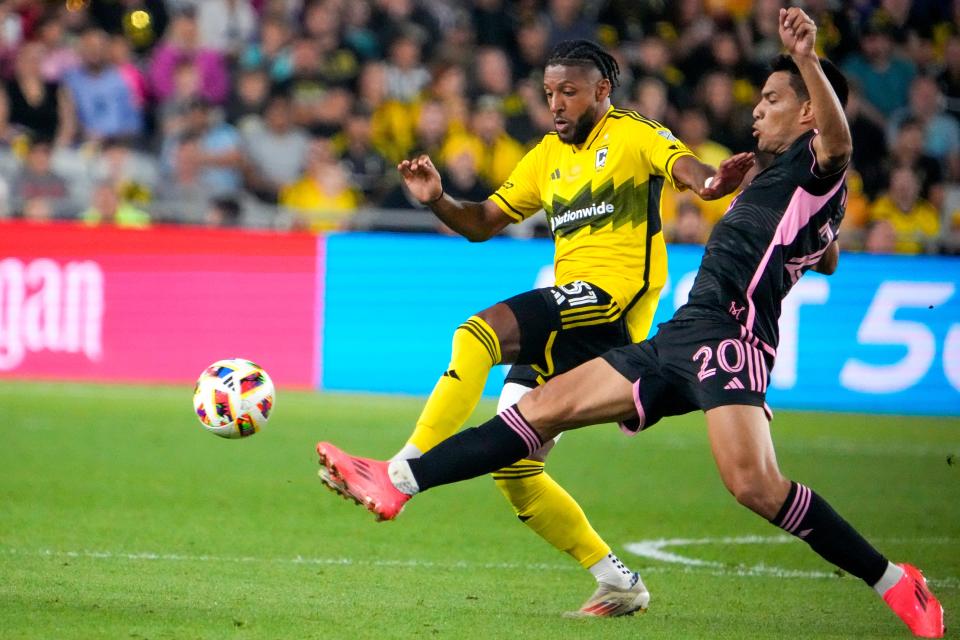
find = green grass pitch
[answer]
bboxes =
[2,380,958,639]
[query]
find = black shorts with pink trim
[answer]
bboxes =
[601,317,775,434]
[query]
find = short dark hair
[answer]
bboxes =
[546,39,621,88]
[770,54,848,108]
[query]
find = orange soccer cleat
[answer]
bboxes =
[883,563,945,638]
[316,442,411,521]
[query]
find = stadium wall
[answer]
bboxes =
[1,222,958,416]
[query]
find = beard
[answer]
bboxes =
[560,107,599,145]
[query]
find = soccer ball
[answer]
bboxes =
[193,358,275,438]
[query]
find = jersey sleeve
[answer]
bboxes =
[799,132,848,196]
[490,140,544,222]
[640,123,698,191]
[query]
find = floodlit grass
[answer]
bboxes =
[2,381,958,639]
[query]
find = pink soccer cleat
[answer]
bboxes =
[883,563,945,638]
[316,442,410,521]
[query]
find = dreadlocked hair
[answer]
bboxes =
[546,39,621,88]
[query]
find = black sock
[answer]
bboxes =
[408,405,543,492]
[771,481,888,585]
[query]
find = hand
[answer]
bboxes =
[779,7,817,59]
[397,154,443,204]
[700,152,755,200]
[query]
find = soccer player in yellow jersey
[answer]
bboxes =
[321,40,755,616]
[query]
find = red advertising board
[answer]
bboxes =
[0,222,319,387]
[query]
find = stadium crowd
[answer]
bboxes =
[0,0,958,254]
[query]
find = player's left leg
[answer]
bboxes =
[492,382,646,617]
[396,302,519,459]
[705,405,944,638]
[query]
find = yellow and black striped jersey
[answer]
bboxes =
[490,105,697,340]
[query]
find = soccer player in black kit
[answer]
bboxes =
[316,8,944,637]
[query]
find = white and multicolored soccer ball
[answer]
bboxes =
[193,359,275,438]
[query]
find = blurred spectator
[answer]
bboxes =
[544,0,596,50]
[64,27,143,141]
[151,132,208,223]
[196,0,256,57]
[302,1,360,88]
[384,30,431,103]
[803,0,858,62]
[369,0,440,58]
[513,17,550,81]
[737,0,784,68]
[0,40,77,147]
[336,107,390,204]
[92,137,160,204]
[21,197,54,223]
[279,136,360,231]
[239,16,293,82]
[162,98,243,198]
[630,36,687,108]
[887,76,960,178]
[0,0,26,75]
[282,36,354,135]
[862,218,898,254]
[473,47,538,144]
[883,117,944,208]
[342,0,379,62]
[668,107,736,226]
[149,8,230,105]
[242,92,309,199]
[205,195,242,227]
[225,66,271,134]
[10,137,72,218]
[36,10,80,82]
[471,0,516,53]
[870,167,940,254]
[669,200,707,245]
[411,99,451,159]
[841,18,915,120]
[845,82,888,199]
[938,36,960,124]
[110,35,149,109]
[357,60,414,163]
[696,71,754,152]
[683,28,762,98]
[627,77,672,126]
[442,95,525,190]
[440,147,490,202]
[82,181,150,228]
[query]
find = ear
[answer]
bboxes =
[797,99,816,126]
[596,78,611,101]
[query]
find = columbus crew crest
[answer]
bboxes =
[595,147,608,170]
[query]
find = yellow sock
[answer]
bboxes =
[493,461,610,569]
[408,316,501,452]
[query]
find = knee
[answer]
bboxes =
[517,386,569,441]
[724,471,790,519]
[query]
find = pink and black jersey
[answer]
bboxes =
[674,130,846,352]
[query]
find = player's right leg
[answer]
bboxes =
[394,302,520,459]
[493,381,648,617]
[705,405,944,638]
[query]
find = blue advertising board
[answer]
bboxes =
[322,233,960,416]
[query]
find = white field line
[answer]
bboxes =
[2,536,956,588]
[623,535,960,588]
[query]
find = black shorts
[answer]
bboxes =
[601,317,774,433]
[501,281,631,388]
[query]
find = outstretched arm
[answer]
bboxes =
[672,153,756,201]
[398,155,513,241]
[780,7,852,174]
